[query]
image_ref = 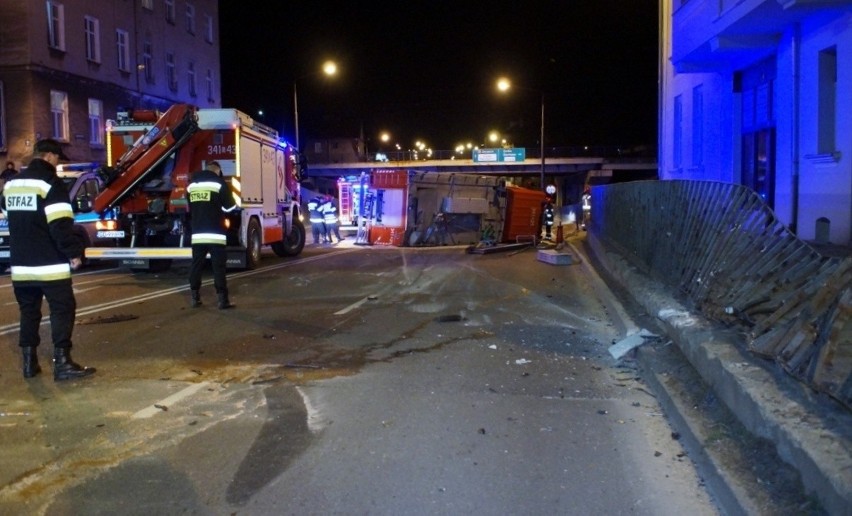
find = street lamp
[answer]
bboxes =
[496,77,545,191]
[293,60,337,151]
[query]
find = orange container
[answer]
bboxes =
[503,186,547,242]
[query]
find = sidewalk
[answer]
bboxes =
[584,233,852,515]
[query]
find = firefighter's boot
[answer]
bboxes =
[190,289,202,308]
[217,290,234,310]
[53,348,96,381]
[23,347,41,378]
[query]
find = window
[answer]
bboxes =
[116,29,130,72]
[206,69,214,100]
[0,81,6,151]
[141,0,153,10]
[185,3,196,34]
[165,0,175,24]
[673,94,683,170]
[88,98,104,146]
[205,14,214,43]
[818,47,837,154]
[692,85,703,167]
[47,1,65,51]
[84,16,101,63]
[143,41,153,83]
[187,61,197,97]
[50,90,69,141]
[166,52,177,91]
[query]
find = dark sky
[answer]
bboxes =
[219,1,659,152]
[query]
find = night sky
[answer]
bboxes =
[219,1,659,152]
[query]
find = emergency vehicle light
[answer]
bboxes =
[95,219,119,231]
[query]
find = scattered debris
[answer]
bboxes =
[154,404,168,412]
[478,428,486,434]
[515,358,532,365]
[262,334,276,340]
[435,314,464,322]
[488,344,497,350]
[597,410,608,415]
[77,313,139,325]
[608,328,659,359]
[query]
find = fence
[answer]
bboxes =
[592,180,851,411]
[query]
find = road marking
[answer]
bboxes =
[0,249,360,336]
[334,296,371,315]
[132,381,211,419]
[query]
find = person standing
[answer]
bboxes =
[1,139,94,381]
[186,161,237,309]
[541,197,555,240]
[307,195,325,244]
[1,161,18,193]
[581,187,592,231]
[321,195,343,243]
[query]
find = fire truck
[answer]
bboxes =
[84,104,305,270]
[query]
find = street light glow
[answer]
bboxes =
[496,77,511,92]
[322,60,337,76]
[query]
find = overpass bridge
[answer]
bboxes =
[302,146,659,194]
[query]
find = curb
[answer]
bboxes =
[585,234,852,515]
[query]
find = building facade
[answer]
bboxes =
[660,0,852,245]
[0,0,220,167]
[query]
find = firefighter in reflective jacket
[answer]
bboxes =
[581,187,592,230]
[1,139,95,381]
[307,195,325,244]
[541,197,555,240]
[321,195,343,243]
[186,161,237,309]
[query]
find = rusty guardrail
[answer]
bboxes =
[592,180,851,411]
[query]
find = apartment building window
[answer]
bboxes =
[84,16,101,63]
[143,41,154,83]
[47,1,65,51]
[166,52,177,91]
[692,85,703,167]
[206,69,214,100]
[205,14,214,43]
[165,0,175,24]
[187,61,197,97]
[50,90,69,141]
[673,94,683,170]
[116,29,130,72]
[88,99,104,146]
[818,47,837,155]
[141,0,153,10]
[185,4,196,34]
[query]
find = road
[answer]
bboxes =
[0,236,719,515]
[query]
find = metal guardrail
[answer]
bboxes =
[592,180,851,411]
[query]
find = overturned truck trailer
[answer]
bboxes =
[342,170,546,247]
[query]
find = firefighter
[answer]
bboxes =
[1,139,95,381]
[186,161,237,309]
[321,195,343,243]
[541,197,555,240]
[307,195,325,244]
[581,187,592,230]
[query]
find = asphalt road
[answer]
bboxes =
[0,237,719,515]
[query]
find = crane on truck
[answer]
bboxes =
[85,104,306,271]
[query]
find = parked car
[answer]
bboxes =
[0,162,120,267]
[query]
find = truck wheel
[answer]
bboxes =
[272,219,305,257]
[246,219,262,269]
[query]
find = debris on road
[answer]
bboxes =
[608,328,659,359]
[77,313,139,325]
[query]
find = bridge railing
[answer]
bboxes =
[372,144,656,163]
[591,179,851,410]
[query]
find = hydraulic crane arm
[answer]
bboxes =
[93,104,199,213]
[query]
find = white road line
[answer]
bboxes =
[334,296,371,315]
[132,381,211,419]
[0,249,359,336]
